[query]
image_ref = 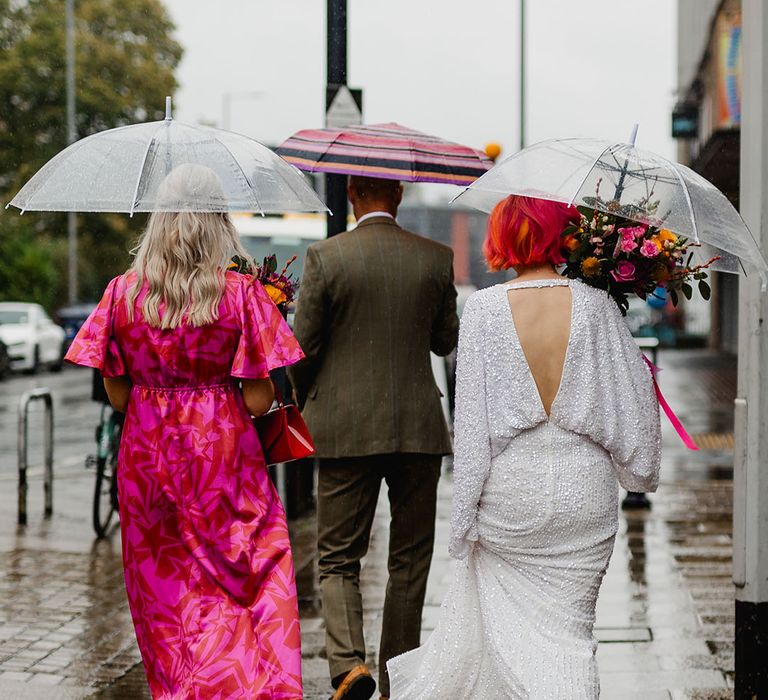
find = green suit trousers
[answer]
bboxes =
[317,453,442,697]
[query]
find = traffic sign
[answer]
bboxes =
[326,84,363,128]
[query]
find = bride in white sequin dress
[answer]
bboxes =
[387,196,660,700]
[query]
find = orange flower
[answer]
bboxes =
[581,257,602,278]
[562,233,580,252]
[649,236,663,251]
[263,283,288,305]
[659,229,678,243]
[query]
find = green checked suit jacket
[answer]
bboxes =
[288,215,459,458]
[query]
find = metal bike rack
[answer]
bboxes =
[18,388,54,526]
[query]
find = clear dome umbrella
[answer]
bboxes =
[452,129,767,276]
[6,98,327,215]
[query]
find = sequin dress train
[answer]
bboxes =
[387,279,661,699]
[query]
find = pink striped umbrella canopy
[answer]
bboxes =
[276,122,493,186]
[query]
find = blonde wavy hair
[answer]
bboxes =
[127,164,253,329]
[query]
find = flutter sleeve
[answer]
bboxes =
[449,294,493,559]
[602,299,662,491]
[64,277,126,377]
[231,277,305,379]
[555,288,661,492]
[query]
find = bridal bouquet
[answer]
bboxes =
[560,205,719,315]
[229,254,299,309]
[255,254,299,308]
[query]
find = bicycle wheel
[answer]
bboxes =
[92,414,121,538]
[92,455,115,538]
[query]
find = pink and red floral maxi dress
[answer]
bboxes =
[66,271,304,699]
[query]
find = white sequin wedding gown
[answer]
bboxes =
[388,278,661,699]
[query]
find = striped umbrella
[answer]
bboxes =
[276,122,493,186]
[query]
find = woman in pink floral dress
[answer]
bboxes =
[65,166,305,699]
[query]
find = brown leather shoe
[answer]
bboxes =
[330,664,376,700]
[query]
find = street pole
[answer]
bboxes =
[519,0,526,151]
[65,0,77,305]
[735,1,768,696]
[326,0,348,237]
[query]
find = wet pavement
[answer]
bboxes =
[0,350,738,699]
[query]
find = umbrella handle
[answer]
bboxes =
[165,96,172,121]
[628,123,639,146]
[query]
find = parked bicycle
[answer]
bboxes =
[86,369,123,538]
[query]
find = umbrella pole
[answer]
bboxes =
[613,163,630,202]
[612,124,639,203]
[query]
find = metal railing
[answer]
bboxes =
[18,388,54,526]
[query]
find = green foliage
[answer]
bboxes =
[0,212,66,308]
[0,0,182,309]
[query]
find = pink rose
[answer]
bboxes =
[625,225,647,239]
[619,231,638,253]
[610,260,636,282]
[640,239,661,258]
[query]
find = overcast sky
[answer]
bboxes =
[163,0,678,197]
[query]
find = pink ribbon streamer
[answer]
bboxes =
[642,356,699,451]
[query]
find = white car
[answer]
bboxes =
[0,302,66,373]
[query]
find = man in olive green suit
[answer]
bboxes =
[289,175,458,700]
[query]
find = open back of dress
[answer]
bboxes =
[506,282,572,417]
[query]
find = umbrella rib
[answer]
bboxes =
[600,159,679,184]
[607,148,700,241]
[566,143,614,206]
[669,166,700,243]
[211,134,263,215]
[129,121,168,216]
[312,128,343,171]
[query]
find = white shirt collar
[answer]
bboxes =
[356,211,396,225]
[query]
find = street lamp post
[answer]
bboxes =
[326,0,348,237]
[65,0,77,305]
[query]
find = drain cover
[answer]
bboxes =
[594,627,652,643]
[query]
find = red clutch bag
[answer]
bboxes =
[254,401,315,466]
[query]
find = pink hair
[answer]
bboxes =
[483,195,579,271]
